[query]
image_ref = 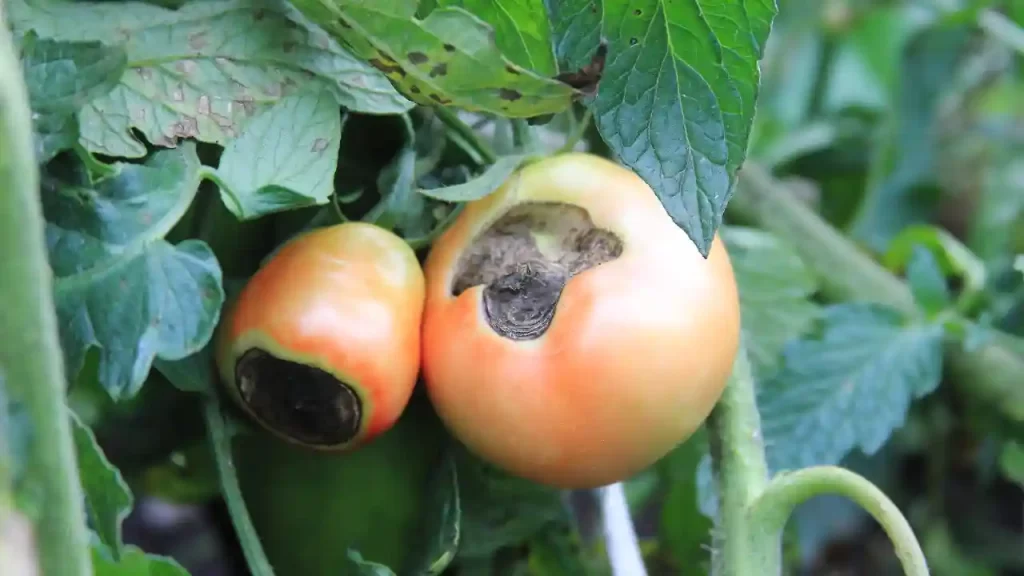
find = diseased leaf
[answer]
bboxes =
[214,87,342,220]
[17,31,126,162]
[418,154,532,202]
[405,451,460,575]
[290,0,578,117]
[7,0,412,158]
[759,303,944,473]
[720,226,821,378]
[44,145,225,399]
[70,411,133,559]
[437,0,557,75]
[548,0,778,257]
[454,444,563,558]
[92,541,190,576]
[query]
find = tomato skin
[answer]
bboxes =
[421,153,741,489]
[216,222,425,450]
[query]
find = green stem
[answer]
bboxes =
[203,398,276,576]
[750,466,929,576]
[433,106,497,165]
[706,343,774,576]
[0,12,92,576]
[555,108,593,155]
[511,118,538,153]
[729,163,1024,421]
[73,142,117,179]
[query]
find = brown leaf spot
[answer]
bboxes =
[171,85,185,102]
[443,43,456,52]
[634,9,642,16]
[197,95,211,115]
[175,60,198,76]
[369,58,406,77]
[408,51,429,64]
[171,115,199,138]
[498,88,522,101]
[429,63,447,78]
[428,93,452,105]
[188,31,208,51]
[137,68,153,81]
[311,138,329,154]
[505,65,521,75]
[410,85,421,94]
[210,113,233,128]
[629,37,638,46]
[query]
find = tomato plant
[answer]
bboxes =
[3,1,1024,576]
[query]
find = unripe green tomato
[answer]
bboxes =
[233,390,445,575]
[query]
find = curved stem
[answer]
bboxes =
[204,398,276,576]
[556,108,593,155]
[0,13,92,576]
[600,482,647,576]
[750,466,929,576]
[705,342,774,576]
[433,106,497,165]
[730,163,1024,421]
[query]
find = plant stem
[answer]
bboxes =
[556,108,593,155]
[750,466,929,576]
[433,106,497,165]
[204,398,276,576]
[0,13,92,576]
[600,482,647,576]
[729,163,1024,421]
[706,344,774,576]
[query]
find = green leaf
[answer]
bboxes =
[70,411,133,559]
[348,550,398,576]
[658,435,712,575]
[369,143,429,236]
[969,150,1024,262]
[153,346,216,396]
[526,517,604,576]
[905,246,952,317]
[549,0,779,257]
[885,224,988,297]
[999,441,1024,489]
[45,145,225,399]
[720,226,821,378]
[759,303,945,473]
[17,31,126,163]
[289,0,578,117]
[849,22,972,251]
[92,541,189,576]
[418,154,532,202]
[405,451,460,574]
[437,0,557,75]
[212,87,342,220]
[454,445,564,558]
[7,0,412,158]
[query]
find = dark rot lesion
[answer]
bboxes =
[451,202,623,340]
[234,348,362,447]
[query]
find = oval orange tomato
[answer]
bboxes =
[216,222,425,450]
[421,153,741,488]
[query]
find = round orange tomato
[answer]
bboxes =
[216,222,425,451]
[421,153,741,488]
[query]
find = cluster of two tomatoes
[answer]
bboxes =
[216,153,742,492]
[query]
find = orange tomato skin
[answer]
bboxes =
[217,222,425,448]
[421,153,741,488]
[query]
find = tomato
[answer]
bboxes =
[234,390,446,575]
[216,222,425,451]
[420,153,741,489]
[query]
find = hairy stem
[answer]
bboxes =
[729,163,1024,421]
[204,398,276,576]
[600,482,647,576]
[0,13,92,576]
[750,466,929,576]
[706,344,774,576]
